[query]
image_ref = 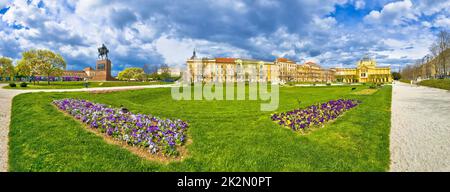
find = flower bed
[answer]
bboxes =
[52,99,188,156]
[271,99,360,131]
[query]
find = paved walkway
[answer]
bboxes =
[0,83,175,172]
[390,82,450,171]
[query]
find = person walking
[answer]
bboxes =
[84,78,89,88]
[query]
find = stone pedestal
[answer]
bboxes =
[91,59,115,81]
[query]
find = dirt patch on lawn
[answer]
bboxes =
[88,87,145,94]
[352,89,378,95]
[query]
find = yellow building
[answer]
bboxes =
[334,56,392,83]
[187,51,391,84]
[186,51,278,83]
[275,58,297,82]
[272,58,335,83]
[297,61,335,83]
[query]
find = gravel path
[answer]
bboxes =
[390,82,450,172]
[0,83,175,172]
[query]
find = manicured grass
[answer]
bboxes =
[418,79,450,90]
[3,81,172,89]
[351,88,379,95]
[399,79,411,84]
[9,85,391,171]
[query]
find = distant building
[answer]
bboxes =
[333,56,392,83]
[275,58,335,83]
[186,55,278,83]
[157,67,181,77]
[185,50,334,83]
[57,59,114,81]
[60,67,92,81]
[275,58,297,82]
[185,50,392,84]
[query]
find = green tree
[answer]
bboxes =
[17,49,67,85]
[148,72,160,80]
[118,67,146,81]
[16,52,36,84]
[392,72,401,80]
[159,71,171,81]
[0,57,14,81]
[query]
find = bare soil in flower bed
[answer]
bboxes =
[278,114,349,135]
[54,105,191,163]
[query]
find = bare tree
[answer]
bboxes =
[429,42,440,78]
[436,30,450,77]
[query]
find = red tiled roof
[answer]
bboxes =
[215,58,236,63]
[276,58,295,63]
[303,61,321,68]
[276,58,287,62]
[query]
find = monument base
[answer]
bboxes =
[91,59,115,81]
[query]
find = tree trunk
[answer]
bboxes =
[443,56,447,78]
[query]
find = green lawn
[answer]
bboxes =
[9,85,392,171]
[418,79,450,90]
[399,79,411,84]
[3,81,172,89]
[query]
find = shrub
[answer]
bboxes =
[418,79,450,90]
[286,82,295,86]
[20,82,27,87]
[9,83,16,87]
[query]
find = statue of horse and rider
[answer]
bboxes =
[98,44,109,60]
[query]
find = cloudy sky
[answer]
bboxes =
[0,0,449,75]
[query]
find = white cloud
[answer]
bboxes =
[421,21,432,28]
[378,34,433,61]
[0,0,12,8]
[433,15,450,28]
[256,0,279,7]
[154,35,250,68]
[354,0,365,10]
[313,16,337,30]
[415,0,450,16]
[364,0,417,26]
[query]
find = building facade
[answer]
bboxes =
[333,56,392,83]
[186,51,336,83]
[50,59,114,81]
[186,56,278,83]
[186,52,391,84]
